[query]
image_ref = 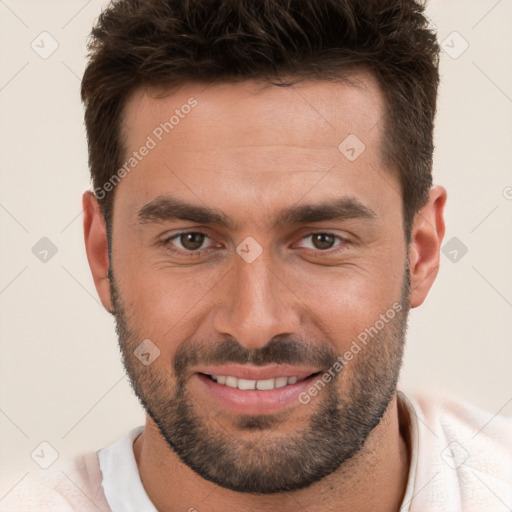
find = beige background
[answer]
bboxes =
[1,0,511,494]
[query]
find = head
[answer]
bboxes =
[82,0,446,494]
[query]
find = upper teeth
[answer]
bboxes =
[211,375,299,390]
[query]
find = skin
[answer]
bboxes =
[83,71,446,512]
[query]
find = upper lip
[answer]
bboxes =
[194,364,321,381]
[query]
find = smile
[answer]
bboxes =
[206,374,314,390]
[195,369,324,415]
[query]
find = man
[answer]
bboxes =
[3,0,511,511]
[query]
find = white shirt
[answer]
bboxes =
[2,391,511,511]
[98,425,155,512]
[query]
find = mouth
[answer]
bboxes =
[193,367,324,415]
[203,373,320,390]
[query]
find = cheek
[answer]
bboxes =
[114,260,227,355]
[284,257,405,350]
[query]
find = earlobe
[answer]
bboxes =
[82,190,113,313]
[408,186,447,308]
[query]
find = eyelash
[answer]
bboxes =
[160,231,349,258]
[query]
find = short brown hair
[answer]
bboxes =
[81,0,440,243]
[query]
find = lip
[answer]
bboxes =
[194,368,322,415]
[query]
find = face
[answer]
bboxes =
[108,74,411,493]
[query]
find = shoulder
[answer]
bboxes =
[0,452,110,512]
[400,391,512,511]
[409,392,512,463]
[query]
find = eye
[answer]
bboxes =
[161,231,218,256]
[295,232,347,252]
[160,230,349,259]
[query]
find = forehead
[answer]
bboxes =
[115,73,395,223]
[122,71,385,151]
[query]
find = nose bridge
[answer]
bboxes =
[213,247,300,348]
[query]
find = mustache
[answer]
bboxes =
[173,335,339,377]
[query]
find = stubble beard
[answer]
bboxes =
[110,269,410,494]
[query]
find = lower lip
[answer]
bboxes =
[195,373,320,415]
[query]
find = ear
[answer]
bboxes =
[82,190,113,313]
[408,186,447,308]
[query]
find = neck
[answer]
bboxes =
[133,394,411,512]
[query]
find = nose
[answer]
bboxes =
[212,246,302,350]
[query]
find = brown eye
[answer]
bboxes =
[311,233,335,249]
[294,232,348,254]
[178,232,206,251]
[161,231,219,259]
[310,233,336,250]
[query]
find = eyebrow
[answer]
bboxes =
[136,195,376,230]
